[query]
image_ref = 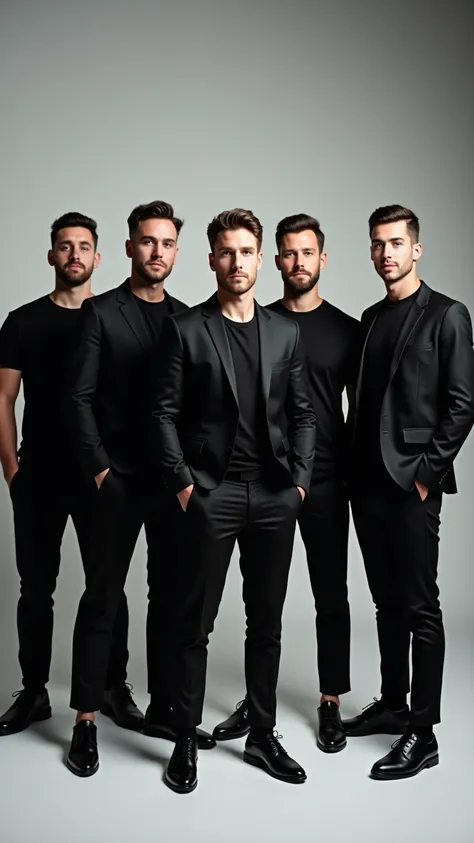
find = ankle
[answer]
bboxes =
[411,725,434,741]
[76,711,95,724]
[249,727,271,741]
[320,695,339,706]
[381,695,407,712]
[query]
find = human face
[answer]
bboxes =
[48,226,99,287]
[370,220,422,285]
[126,218,178,285]
[275,230,326,294]
[209,228,262,296]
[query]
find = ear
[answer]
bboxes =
[319,251,328,270]
[208,252,216,272]
[125,239,132,259]
[47,249,55,267]
[413,242,423,262]
[172,246,179,266]
[275,254,281,271]
[93,251,101,270]
[257,252,263,270]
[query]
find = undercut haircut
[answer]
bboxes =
[50,212,98,249]
[369,205,420,243]
[207,208,263,252]
[127,200,184,238]
[275,213,325,253]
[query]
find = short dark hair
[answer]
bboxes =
[369,205,420,242]
[275,213,325,253]
[127,200,183,238]
[50,212,98,249]
[207,208,263,252]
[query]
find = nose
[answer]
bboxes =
[233,252,243,269]
[71,244,82,261]
[151,242,163,258]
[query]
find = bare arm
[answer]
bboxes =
[0,367,21,484]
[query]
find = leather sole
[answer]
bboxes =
[317,737,347,753]
[213,727,251,742]
[164,772,198,794]
[344,724,407,738]
[243,752,307,783]
[99,703,144,733]
[370,754,439,780]
[65,757,99,778]
[144,724,216,750]
[0,706,52,737]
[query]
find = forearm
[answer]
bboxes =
[0,398,19,479]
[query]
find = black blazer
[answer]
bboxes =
[353,281,474,494]
[68,279,187,477]
[150,293,316,494]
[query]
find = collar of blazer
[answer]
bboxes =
[116,278,179,351]
[201,291,277,407]
[357,280,432,405]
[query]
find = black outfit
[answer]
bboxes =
[350,281,474,726]
[151,294,316,729]
[0,296,128,693]
[67,280,188,713]
[267,299,359,695]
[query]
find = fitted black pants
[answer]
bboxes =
[351,485,444,725]
[9,462,129,693]
[70,470,184,713]
[298,476,351,696]
[171,478,301,730]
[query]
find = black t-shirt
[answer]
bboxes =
[223,314,266,472]
[0,295,84,467]
[354,290,418,485]
[267,299,359,479]
[133,294,170,345]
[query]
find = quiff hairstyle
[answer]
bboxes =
[207,208,263,252]
[50,212,98,249]
[369,204,420,243]
[275,213,325,253]
[127,200,184,238]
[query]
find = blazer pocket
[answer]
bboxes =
[183,438,206,458]
[403,427,435,444]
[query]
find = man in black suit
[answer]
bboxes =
[0,212,129,737]
[152,208,316,793]
[65,201,215,778]
[344,204,474,780]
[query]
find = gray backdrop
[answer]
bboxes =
[1,2,473,842]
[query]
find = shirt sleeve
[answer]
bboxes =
[0,312,23,371]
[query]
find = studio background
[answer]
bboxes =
[1,2,473,842]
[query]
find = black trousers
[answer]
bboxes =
[351,484,444,725]
[171,478,301,731]
[70,470,184,713]
[9,461,129,692]
[298,476,350,696]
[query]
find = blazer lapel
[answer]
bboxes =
[387,282,431,383]
[355,303,383,411]
[255,303,274,404]
[117,279,153,352]
[203,295,239,406]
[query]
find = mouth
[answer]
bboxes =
[383,264,397,270]
[147,262,166,269]
[291,271,310,277]
[67,264,83,270]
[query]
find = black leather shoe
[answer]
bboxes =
[66,720,99,777]
[213,697,250,741]
[370,732,439,780]
[0,689,51,736]
[243,732,306,783]
[164,731,198,794]
[317,701,346,753]
[342,698,409,737]
[144,706,215,749]
[100,683,144,732]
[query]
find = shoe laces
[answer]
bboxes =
[362,697,381,712]
[390,733,416,756]
[267,731,287,757]
[116,682,135,701]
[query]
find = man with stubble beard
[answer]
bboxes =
[0,213,130,738]
[151,209,316,793]
[65,201,215,778]
[214,214,358,753]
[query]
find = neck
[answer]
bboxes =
[385,269,421,302]
[281,284,323,313]
[50,280,93,309]
[218,287,255,322]
[130,272,165,303]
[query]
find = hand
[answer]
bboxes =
[5,466,19,487]
[177,484,194,511]
[415,480,428,501]
[297,486,306,501]
[95,468,110,489]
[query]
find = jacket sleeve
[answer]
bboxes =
[285,323,317,492]
[66,299,109,477]
[416,301,474,488]
[150,315,193,494]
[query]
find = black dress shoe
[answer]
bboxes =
[0,689,51,736]
[317,701,346,753]
[213,697,250,741]
[243,732,306,784]
[164,731,198,794]
[370,732,439,780]
[342,698,409,737]
[100,683,144,732]
[66,720,99,777]
[144,706,215,749]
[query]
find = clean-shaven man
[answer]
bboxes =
[345,204,474,780]
[152,208,316,793]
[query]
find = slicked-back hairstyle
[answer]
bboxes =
[275,213,325,253]
[369,204,420,243]
[127,200,184,238]
[50,212,98,249]
[207,208,263,253]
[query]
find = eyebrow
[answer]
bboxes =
[58,239,92,247]
[140,236,176,244]
[219,245,255,252]
[371,237,405,244]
